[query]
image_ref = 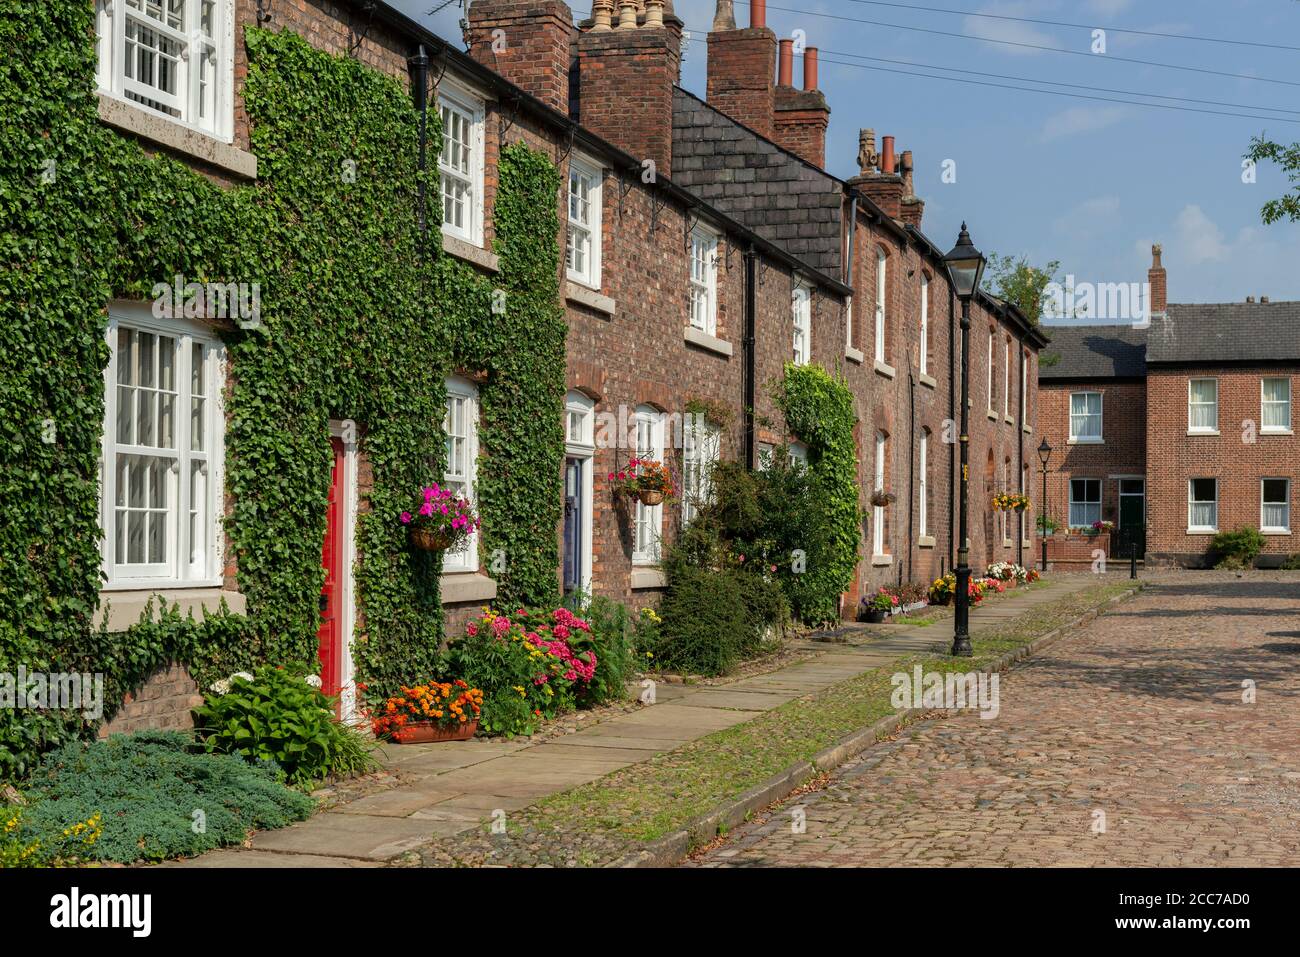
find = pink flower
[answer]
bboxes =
[400,511,412,524]
[424,487,435,503]
[466,622,479,636]
[607,472,616,481]
[418,502,434,517]
[440,503,449,514]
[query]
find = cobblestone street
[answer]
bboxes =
[689,572,1300,867]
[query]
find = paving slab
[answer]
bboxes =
[670,687,801,710]
[251,812,463,859]
[160,849,383,868]
[335,787,465,817]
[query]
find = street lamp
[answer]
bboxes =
[1038,438,1053,573]
[944,223,985,657]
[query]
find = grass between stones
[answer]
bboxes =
[418,578,1140,865]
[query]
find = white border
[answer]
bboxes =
[328,419,359,723]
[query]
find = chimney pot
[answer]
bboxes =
[751,0,766,28]
[711,0,736,31]
[778,38,793,86]
[1247,296,1255,303]
[881,135,895,175]
[1261,296,1270,303]
[803,47,818,90]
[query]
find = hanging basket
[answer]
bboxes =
[638,488,665,506]
[410,526,455,551]
[869,490,896,508]
[1014,503,1028,512]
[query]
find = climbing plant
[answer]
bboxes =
[0,2,565,779]
[772,363,862,624]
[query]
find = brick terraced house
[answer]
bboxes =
[41,0,1046,732]
[1037,245,1300,567]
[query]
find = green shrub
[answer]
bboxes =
[12,731,314,863]
[1280,553,1300,570]
[653,565,752,677]
[193,666,377,786]
[1210,526,1266,569]
[734,571,790,656]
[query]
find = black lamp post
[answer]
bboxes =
[1038,438,1053,572]
[944,223,985,657]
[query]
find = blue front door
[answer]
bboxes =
[563,457,583,594]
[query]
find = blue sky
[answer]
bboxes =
[391,0,1300,307]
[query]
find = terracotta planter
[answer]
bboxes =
[410,526,454,551]
[638,488,665,506]
[389,718,478,744]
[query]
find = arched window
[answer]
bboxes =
[873,430,887,557]
[919,273,929,375]
[918,429,930,537]
[443,376,480,573]
[874,248,887,362]
[633,405,665,565]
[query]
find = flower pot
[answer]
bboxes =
[389,718,478,744]
[410,526,454,551]
[863,607,887,624]
[638,489,665,506]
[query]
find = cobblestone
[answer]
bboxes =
[688,571,1300,867]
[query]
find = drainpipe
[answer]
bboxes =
[743,245,758,469]
[844,192,858,298]
[947,286,956,574]
[1017,331,1025,569]
[907,357,915,584]
[408,45,430,255]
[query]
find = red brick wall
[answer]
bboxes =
[98,664,204,737]
[1037,379,1146,532]
[576,26,678,177]
[1146,367,1300,564]
[465,0,576,115]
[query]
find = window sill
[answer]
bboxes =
[566,281,617,317]
[845,346,865,364]
[97,93,256,180]
[1263,528,1292,536]
[631,567,667,590]
[874,360,895,379]
[1186,528,1218,535]
[683,326,733,357]
[440,572,498,605]
[1023,424,1033,434]
[95,587,245,633]
[1002,539,1013,548]
[1004,415,1014,426]
[442,233,499,272]
[1261,429,1294,436]
[918,535,936,548]
[918,372,936,389]
[1186,430,1220,437]
[871,554,892,566]
[1068,438,1104,445]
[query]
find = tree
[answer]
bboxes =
[983,253,1071,327]
[1245,136,1300,224]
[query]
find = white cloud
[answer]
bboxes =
[1039,105,1128,142]
[1052,195,1122,240]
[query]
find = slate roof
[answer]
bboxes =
[1147,301,1300,364]
[1038,324,1147,379]
[672,86,843,281]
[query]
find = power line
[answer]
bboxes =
[831,0,1300,53]
[814,49,1300,118]
[808,52,1300,124]
[735,1,1300,89]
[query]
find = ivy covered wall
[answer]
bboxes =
[0,1,564,778]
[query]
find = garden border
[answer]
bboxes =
[609,579,1145,867]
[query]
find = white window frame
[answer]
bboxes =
[1003,337,1010,419]
[1069,391,1103,443]
[787,441,809,468]
[442,376,480,574]
[688,226,719,335]
[101,303,225,589]
[1261,477,1290,534]
[1188,478,1218,533]
[874,248,887,362]
[986,328,995,412]
[918,274,929,375]
[682,417,721,526]
[1020,349,1028,424]
[918,430,928,537]
[1261,377,1292,434]
[1068,478,1102,529]
[566,156,603,289]
[873,431,887,557]
[564,391,595,595]
[95,0,235,141]
[1187,377,1219,434]
[437,80,485,247]
[844,297,854,352]
[792,281,811,365]
[633,405,665,565]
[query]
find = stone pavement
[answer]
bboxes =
[688,571,1300,867]
[169,573,1102,867]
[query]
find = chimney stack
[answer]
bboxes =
[772,42,830,167]
[706,0,778,138]
[466,0,576,115]
[899,149,924,228]
[848,127,905,221]
[576,2,683,177]
[1148,243,1167,317]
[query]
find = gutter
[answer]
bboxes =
[743,245,758,469]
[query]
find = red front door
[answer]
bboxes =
[317,436,345,701]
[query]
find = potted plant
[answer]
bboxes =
[370,680,484,743]
[1036,514,1059,537]
[401,483,480,552]
[608,457,676,506]
[1084,520,1114,537]
[869,488,896,508]
[860,589,897,623]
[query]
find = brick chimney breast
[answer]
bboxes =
[899,149,924,228]
[847,128,904,221]
[772,44,829,168]
[466,0,577,115]
[706,0,777,139]
[1148,242,1167,317]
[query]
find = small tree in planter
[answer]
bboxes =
[401,483,480,552]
